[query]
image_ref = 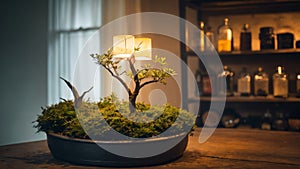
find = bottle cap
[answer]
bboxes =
[242,24,249,31]
[260,27,274,34]
[200,21,205,30]
[277,66,284,74]
[224,18,229,25]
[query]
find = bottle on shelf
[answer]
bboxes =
[221,108,240,128]
[240,23,252,51]
[205,26,215,51]
[195,66,212,96]
[273,66,288,98]
[297,73,300,98]
[217,17,233,52]
[259,27,275,50]
[288,111,300,131]
[195,68,202,96]
[276,16,295,49]
[199,21,205,52]
[272,106,288,131]
[254,67,269,96]
[202,71,212,96]
[237,67,251,96]
[218,65,234,96]
[260,109,273,130]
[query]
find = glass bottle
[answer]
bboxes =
[205,26,215,51]
[272,108,288,131]
[297,73,300,97]
[202,71,212,96]
[195,68,202,96]
[240,23,252,51]
[276,16,295,49]
[195,66,212,96]
[273,66,288,98]
[218,66,234,96]
[254,67,269,96]
[221,108,240,128]
[199,21,205,52]
[217,18,233,52]
[259,27,275,50]
[260,109,272,130]
[237,67,251,96]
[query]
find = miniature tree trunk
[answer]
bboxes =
[91,51,175,113]
[129,93,138,113]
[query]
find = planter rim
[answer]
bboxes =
[47,132,188,144]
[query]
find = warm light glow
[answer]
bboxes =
[112,35,152,60]
[112,35,134,59]
[278,66,282,74]
[134,38,152,60]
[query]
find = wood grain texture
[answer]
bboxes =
[0,128,299,169]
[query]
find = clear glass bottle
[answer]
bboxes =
[218,65,234,96]
[273,66,288,97]
[217,18,233,52]
[240,23,252,51]
[254,67,269,96]
[199,21,205,52]
[237,67,251,96]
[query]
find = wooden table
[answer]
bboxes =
[1,128,300,169]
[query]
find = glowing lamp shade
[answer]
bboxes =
[112,35,135,59]
[134,38,152,60]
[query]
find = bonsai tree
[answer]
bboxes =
[90,48,176,112]
[34,42,195,140]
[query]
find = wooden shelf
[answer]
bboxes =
[180,0,300,112]
[189,95,300,103]
[184,0,300,15]
[219,49,300,57]
[185,48,300,57]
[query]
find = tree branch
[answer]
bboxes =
[103,65,132,96]
[128,55,138,81]
[128,55,140,94]
[140,79,160,89]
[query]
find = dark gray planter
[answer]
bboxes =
[47,132,188,167]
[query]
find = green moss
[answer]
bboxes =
[34,95,196,140]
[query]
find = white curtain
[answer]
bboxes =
[48,0,102,104]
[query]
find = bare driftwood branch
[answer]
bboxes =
[60,77,93,108]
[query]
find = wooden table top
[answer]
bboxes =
[1,128,300,169]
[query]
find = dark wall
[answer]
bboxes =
[0,0,48,145]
